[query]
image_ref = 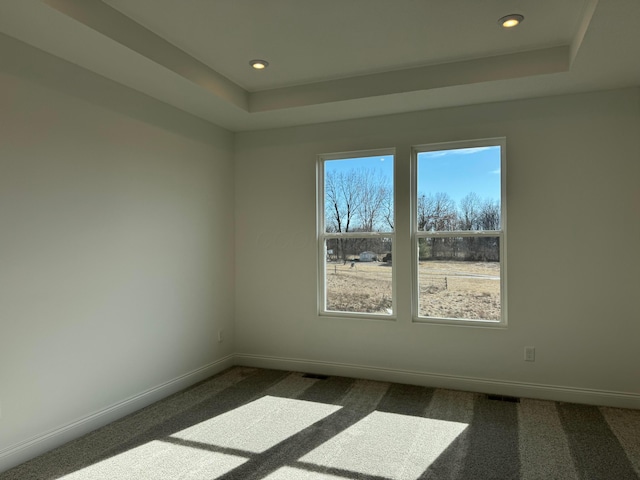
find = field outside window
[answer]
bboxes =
[318,150,395,317]
[414,140,506,325]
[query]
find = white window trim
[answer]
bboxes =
[411,138,507,327]
[317,148,396,320]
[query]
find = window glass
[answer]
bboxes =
[417,146,501,231]
[319,152,394,317]
[324,155,394,233]
[417,237,501,321]
[325,238,393,315]
[414,141,505,324]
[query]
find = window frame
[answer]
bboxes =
[411,138,507,327]
[317,148,396,320]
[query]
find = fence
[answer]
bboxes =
[420,275,448,294]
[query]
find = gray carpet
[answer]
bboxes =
[2,367,639,479]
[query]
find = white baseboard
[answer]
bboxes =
[234,353,640,410]
[0,355,234,474]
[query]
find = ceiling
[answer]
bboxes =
[0,0,639,132]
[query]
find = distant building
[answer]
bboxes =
[359,251,377,262]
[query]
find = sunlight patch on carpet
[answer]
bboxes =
[263,466,352,479]
[60,440,247,479]
[171,395,341,453]
[299,411,468,480]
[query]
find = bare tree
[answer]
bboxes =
[357,168,391,232]
[417,192,457,259]
[417,192,501,261]
[381,184,394,230]
[325,169,363,234]
[418,192,457,232]
[458,192,481,230]
[479,198,500,230]
[324,166,393,261]
[325,169,363,261]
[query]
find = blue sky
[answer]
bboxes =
[324,146,501,206]
[418,146,501,204]
[324,154,394,179]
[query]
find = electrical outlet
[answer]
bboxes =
[218,329,224,343]
[524,346,535,362]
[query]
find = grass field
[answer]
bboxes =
[326,260,500,320]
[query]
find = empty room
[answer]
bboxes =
[1,1,639,478]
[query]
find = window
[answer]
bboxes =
[412,139,506,325]
[317,149,395,317]
[317,139,506,326]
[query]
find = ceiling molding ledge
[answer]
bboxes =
[570,0,599,65]
[249,46,571,113]
[0,32,233,143]
[43,0,249,111]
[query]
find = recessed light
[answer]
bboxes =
[250,59,269,70]
[498,14,524,28]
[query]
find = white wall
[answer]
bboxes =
[0,43,235,467]
[235,88,640,403]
